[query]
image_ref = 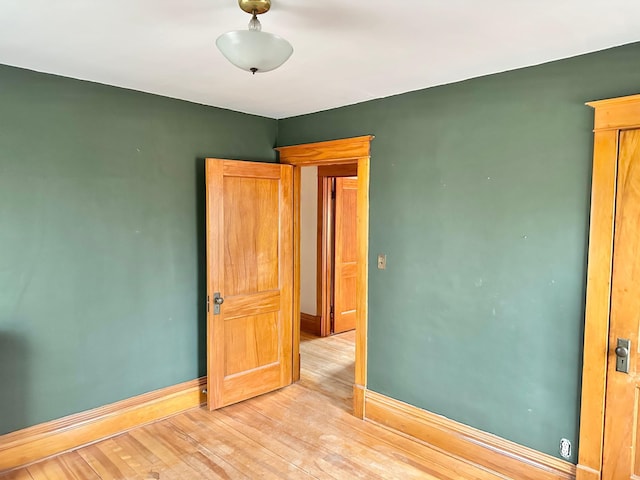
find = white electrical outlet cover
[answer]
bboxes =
[559,438,571,459]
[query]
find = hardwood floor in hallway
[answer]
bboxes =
[1,331,503,480]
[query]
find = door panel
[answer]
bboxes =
[333,177,358,334]
[206,159,293,410]
[603,129,640,479]
[224,313,279,376]
[223,177,279,296]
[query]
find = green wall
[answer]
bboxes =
[0,64,277,435]
[278,42,640,460]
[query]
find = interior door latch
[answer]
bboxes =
[213,292,224,315]
[615,338,631,374]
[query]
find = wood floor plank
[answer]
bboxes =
[298,333,355,411]
[78,440,146,480]
[98,433,165,478]
[241,388,449,480]
[126,422,239,480]
[170,409,313,479]
[0,469,34,480]
[26,451,99,480]
[213,402,363,480]
[322,391,504,480]
[3,330,507,480]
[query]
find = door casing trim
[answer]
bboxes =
[579,94,640,480]
[276,135,374,418]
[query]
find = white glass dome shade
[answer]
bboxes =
[216,30,293,74]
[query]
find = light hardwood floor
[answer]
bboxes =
[2,332,503,480]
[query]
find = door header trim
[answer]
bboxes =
[276,136,374,165]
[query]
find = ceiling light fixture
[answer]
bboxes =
[216,0,293,75]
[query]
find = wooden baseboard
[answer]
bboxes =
[364,390,576,480]
[0,377,207,472]
[300,312,322,336]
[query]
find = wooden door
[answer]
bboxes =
[333,177,357,334]
[205,159,293,410]
[602,129,640,479]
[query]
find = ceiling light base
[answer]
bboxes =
[238,0,271,15]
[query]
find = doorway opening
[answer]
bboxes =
[276,135,373,417]
[298,164,358,412]
[300,164,358,337]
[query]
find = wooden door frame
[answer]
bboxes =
[317,164,359,337]
[276,135,374,418]
[578,94,640,480]
[318,174,333,337]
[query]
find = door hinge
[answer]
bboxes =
[207,295,210,313]
[330,305,335,330]
[331,187,336,200]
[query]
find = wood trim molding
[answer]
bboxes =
[317,163,358,178]
[353,385,366,420]
[587,94,640,131]
[300,312,322,336]
[355,156,369,391]
[319,175,333,337]
[576,465,601,480]
[576,129,618,480]
[0,377,206,472]
[277,135,373,416]
[587,93,640,107]
[316,174,324,325]
[292,166,302,382]
[576,95,640,480]
[364,390,576,480]
[277,136,374,165]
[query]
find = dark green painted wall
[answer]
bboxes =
[278,42,640,460]
[0,64,277,435]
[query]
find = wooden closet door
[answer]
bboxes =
[205,159,293,410]
[602,129,640,479]
[333,177,357,334]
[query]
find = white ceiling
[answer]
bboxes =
[1,1,640,119]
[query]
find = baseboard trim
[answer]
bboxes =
[364,390,576,480]
[301,312,322,336]
[0,376,207,472]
